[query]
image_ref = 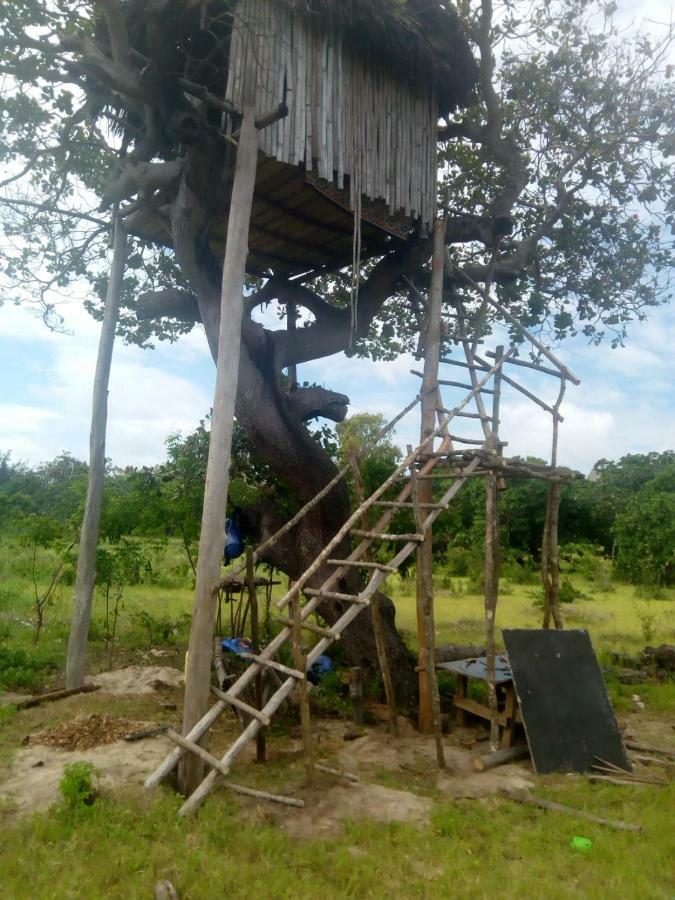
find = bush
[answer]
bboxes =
[559,578,586,604]
[0,645,58,691]
[442,546,476,577]
[58,762,99,808]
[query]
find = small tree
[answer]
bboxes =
[19,514,75,642]
[95,539,151,665]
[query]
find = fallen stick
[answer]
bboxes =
[166,730,304,808]
[588,775,651,787]
[631,753,675,769]
[15,684,101,709]
[474,744,530,772]
[315,763,359,783]
[625,740,675,760]
[510,794,641,832]
[123,725,169,742]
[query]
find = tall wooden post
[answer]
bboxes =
[179,104,259,795]
[66,218,127,689]
[415,218,445,765]
[485,346,503,750]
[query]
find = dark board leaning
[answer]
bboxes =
[502,628,631,774]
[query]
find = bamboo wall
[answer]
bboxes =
[227,0,439,231]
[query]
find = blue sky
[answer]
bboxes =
[1,294,673,474]
[0,0,673,475]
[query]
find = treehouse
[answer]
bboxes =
[127,0,476,278]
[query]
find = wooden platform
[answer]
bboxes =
[126,156,412,279]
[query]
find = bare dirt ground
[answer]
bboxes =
[86,664,184,695]
[2,668,672,836]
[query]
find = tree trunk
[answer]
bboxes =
[66,219,127,689]
[168,143,417,709]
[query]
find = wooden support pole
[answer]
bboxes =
[179,102,259,796]
[66,218,127,689]
[350,666,365,726]
[542,378,565,630]
[484,470,501,752]
[292,593,313,781]
[247,549,266,763]
[415,218,445,767]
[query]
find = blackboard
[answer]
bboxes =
[502,628,631,774]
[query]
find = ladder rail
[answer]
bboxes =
[177,457,483,815]
[148,358,512,795]
[275,351,512,612]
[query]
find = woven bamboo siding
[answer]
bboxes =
[227,0,439,232]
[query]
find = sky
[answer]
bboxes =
[0,0,673,476]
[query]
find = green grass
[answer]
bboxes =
[0,778,673,899]
[386,574,675,657]
[1,535,674,898]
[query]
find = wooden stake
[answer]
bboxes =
[179,100,259,796]
[350,666,365,726]
[66,218,127,689]
[247,549,266,763]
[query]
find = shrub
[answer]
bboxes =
[0,646,58,691]
[58,762,99,808]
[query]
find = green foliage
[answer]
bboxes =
[615,489,675,586]
[0,645,58,691]
[58,762,99,809]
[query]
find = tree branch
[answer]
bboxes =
[136,289,201,322]
[100,159,183,209]
[99,0,131,65]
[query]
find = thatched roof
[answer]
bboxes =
[281,0,477,115]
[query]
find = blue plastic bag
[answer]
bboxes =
[308,654,333,685]
[224,517,244,561]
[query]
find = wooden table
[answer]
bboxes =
[437,655,521,748]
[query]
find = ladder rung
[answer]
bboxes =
[410,370,494,393]
[439,408,493,421]
[446,434,486,444]
[351,529,424,542]
[372,500,446,509]
[277,617,340,640]
[304,588,369,604]
[211,686,271,725]
[327,558,397,573]
[239,652,304,680]
[440,380,494,393]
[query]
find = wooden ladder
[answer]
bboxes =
[146,354,508,815]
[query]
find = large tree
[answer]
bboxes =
[0,0,672,691]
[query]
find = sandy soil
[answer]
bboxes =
[1,736,174,816]
[281,782,433,839]
[86,665,183,695]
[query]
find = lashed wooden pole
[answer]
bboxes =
[179,101,259,795]
[66,218,127,689]
[415,218,445,767]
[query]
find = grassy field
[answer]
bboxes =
[1,535,674,899]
